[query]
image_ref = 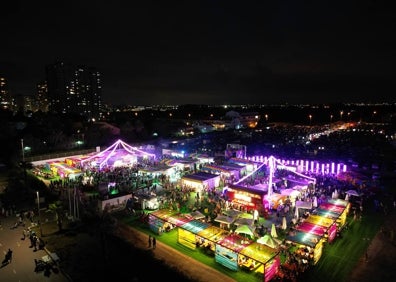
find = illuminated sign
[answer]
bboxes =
[234,193,252,203]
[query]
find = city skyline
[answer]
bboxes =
[1,1,395,106]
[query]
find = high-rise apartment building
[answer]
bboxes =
[46,62,102,119]
[36,81,49,112]
[0,76,14,111]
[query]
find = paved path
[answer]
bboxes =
[0,215,69,282]
[114,223,236,282]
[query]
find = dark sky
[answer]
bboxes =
[1,0,395,106]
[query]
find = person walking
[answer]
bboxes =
[148,235,152,248]
[152,237,156,249]
[6,249,12,263]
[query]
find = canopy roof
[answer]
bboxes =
[180,220,210,234]
[239,242,279,264]
[257,234,281,249]
[235,224,255,237]
[285,230,321,248]
[80,139,156,170]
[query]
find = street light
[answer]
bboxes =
[309,114,312,126]
[36,191,43,237]
[21,139,25,162]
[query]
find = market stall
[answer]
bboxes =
[149,209,198,236]
[178,220,210,250]
[295,221,327,237]
[201,163,244,181]
[49,161,83,180]
[214,214,235,230]
[239,242,280,281]
[181,171,221,193]
[327,198,349,208]
[228,157,258,172]
[324,199,350,227]
[216,233,253,271]
[196,225,230,255]
[285,230,325,265]
[304,214,337,242]
[148,214,166,235]
[223,184,269,212]
[148,209,180,234]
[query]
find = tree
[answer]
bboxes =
[48,201,65,232]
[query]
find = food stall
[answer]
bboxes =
[215,233,253,271]
[295,221,327,237]
[304,214,337,243]
[320,199,350,227]
[214,214,235,230]
[148,209,179,234]
[181,171,221,193]
[223,184,271,213]
[239,242,280,282]
[196,225,230,256]
[49,161,83,180]
[285,230,325,265]
[178,220,210,250]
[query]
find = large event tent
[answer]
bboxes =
[80,139,156,170]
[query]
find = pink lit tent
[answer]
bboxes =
[80,139,156,170]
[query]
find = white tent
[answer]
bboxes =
[295,200,312,210]
[294,207,299,219]
[271,223,278,238]
[235,224,255,238]
[280,188,301,198]
[313,196,318,208]
[281,216,287,230]
[257,234,281,249]
[346,190,361,197]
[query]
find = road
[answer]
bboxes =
[0,215,69,282]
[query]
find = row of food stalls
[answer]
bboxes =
[46,161,84,180]
[284,198,350,265]
[148,209,280,282]
[146,197,350,281]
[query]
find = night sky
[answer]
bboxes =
[1,0,395,106]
